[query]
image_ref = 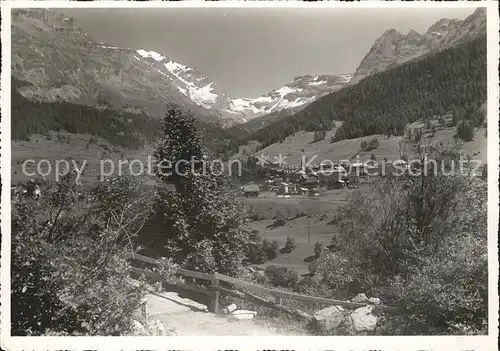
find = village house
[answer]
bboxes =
[242,182,260,198]
[277,182,300,195]
[315,165,347,185]
[300,176,319,189]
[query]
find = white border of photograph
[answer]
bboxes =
[1,1,499,350]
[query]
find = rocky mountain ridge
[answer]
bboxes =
[352,7,486,83]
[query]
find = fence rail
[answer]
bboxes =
[128,252,396,320]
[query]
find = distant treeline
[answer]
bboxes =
[12,78,160,149]
[244,35,486,148]
[11,77,241,156]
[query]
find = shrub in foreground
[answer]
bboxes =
[11,174,152,335]
[264,265,300,289]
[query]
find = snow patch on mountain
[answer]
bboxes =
[189,83,218,108]
[136,49,165,62]
[134,45,354,122]
[161,60,219,109]
[309,80,327,86]
[229,98,266,114]
[164,60,188,73]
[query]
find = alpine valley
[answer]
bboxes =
[12,8,485,128]
[11,9,352,125]
[11,7,486,146]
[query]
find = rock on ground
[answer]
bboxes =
[368,297,381,305]
[349,305,378,332]
[311,306,344,333]
[222,303,238,314]
[230,310,257,320]
[351,293,369,303]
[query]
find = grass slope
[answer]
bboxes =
[255,124,487,166]
[12,132,154,186]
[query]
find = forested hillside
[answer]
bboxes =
[12,78,161,149]
[12,77,240,156]
[247,35,486,148]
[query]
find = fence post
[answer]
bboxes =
[211,277,220,314]
[274,296,282,305]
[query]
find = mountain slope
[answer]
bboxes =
[247,34,486,147]
[11,9,233,124]
[11,9,352,125]
[225,73,352,122]
[352,7,486,83]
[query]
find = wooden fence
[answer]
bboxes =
[128,252,396,321]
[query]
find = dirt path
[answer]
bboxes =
[141,291,287,336]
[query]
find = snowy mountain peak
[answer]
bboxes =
[15,8,483,127]
[222,73,353,122]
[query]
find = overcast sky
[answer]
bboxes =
[59,7,476,97]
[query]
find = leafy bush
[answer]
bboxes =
[154,257,180,286]
[11,173,152,335]
[313,130,327,142]
[327,211,342,225]
[315,252,364,299]
[314,241,324,259]
[457,120,475,141]
[264,265,300,288]
[272,216,287,228]
[295,209,307,218]
[183,240,218,273]
[360,140,367,150]
[308,259,319,276]
[247,207,264,221]
[316,144,488,334]
[284,236,296,253]
[247,232,266,264]
[480,163,487,180]
[379,234,487,335]
[247,242,267,264]
[263,239,280,260]
[249,229,262,241]
[368,138,379,150]
[11,227,81,335]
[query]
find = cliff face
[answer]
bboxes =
[351,8,486,83]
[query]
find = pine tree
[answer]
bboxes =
[457,121,475,142]
[141,104,251,276]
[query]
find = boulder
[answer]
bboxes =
[368,297,381,305]
[165,327,178,336]
[148,319,167,336]
[221,303,238,314]
[311,306,344,333]
[351,293,369,303]
[230,310,257,320]
[131,320,148,336]
[146,320,178,336]
[349,305,378,332]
